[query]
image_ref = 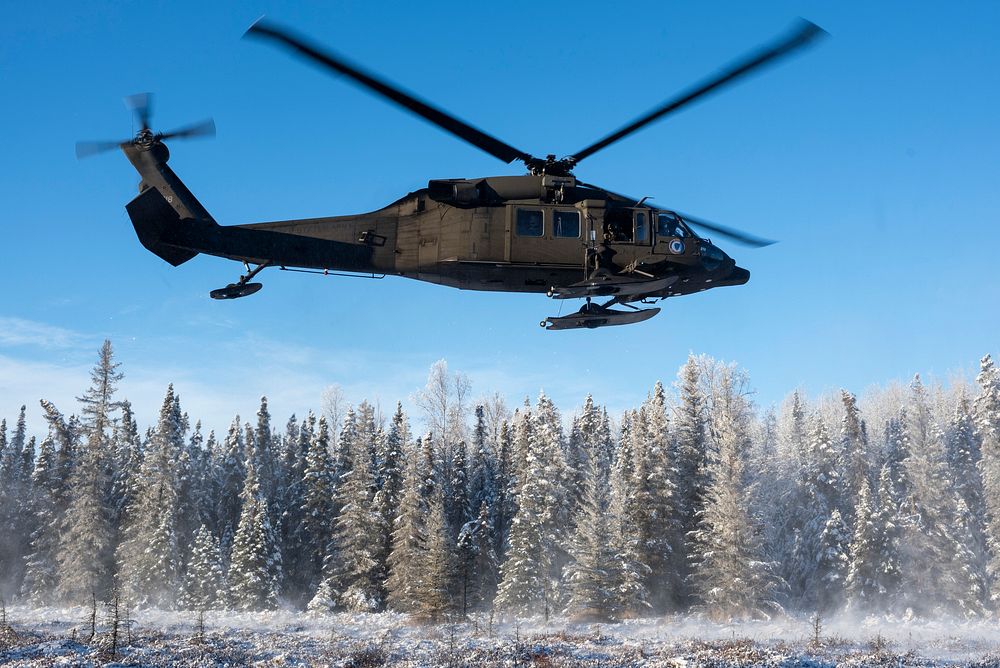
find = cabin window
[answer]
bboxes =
[635,212,648,243]
[553,210,580,238]
[605,209,633,243]
[515,208,544,237]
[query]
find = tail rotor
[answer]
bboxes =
[76,93,215,159]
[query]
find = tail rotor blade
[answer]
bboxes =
[125,92,153,131]
[159,118,216,141]
[75,140,125,159]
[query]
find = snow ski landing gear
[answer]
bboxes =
[547,273,677,300]
[542,298,660,331]
[210,261,269,300]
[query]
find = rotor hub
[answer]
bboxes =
[134,128,157,150]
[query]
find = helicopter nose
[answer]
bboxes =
[727,266,750,285]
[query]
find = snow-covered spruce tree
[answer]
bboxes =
[20,435,61,603]
[386,434,430,613]
[116,385,184,608]
[493,420,516,565]
[948,495,988,618]
[838,390,869,528]
[108,401,142,548]
[632,381,677,611]
[374,404,408,604]
[672,354,709,605]
[946,392,989,572]
[228,456,281,611]
[213,415,246,561]
[455,501,498,615]
[689,366,782,621]
[417,484,454,621]
[468,405,499,539]
[254,396,281,526]
[54,424,115,602]
[495,392,570,618]
[872,464,903,609]
[609,410,651,616]
[326,402,383,611]
[565,395,612,515]
[0,406,33,599]
[769,391,810,600]
[564,432,618,621]
[788,414,841,607]
[279,413,312,603]
[898,374,984,616]
[449,437,472,538]
[298,416,335,596]
[814,508,849,612]
[180,524,228,610]
[974,354,1000,604]
[173,424,205,572]
[845,477,882,612]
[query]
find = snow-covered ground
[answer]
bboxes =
[3,606,1000,666]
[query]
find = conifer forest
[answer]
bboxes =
[4,341,1000,665]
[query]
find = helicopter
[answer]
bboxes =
[78,18,826,330]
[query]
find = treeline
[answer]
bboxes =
[1,341,1000,622]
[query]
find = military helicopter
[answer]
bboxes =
[78,18,825,330]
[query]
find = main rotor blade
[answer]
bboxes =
[75,140,125,159]
[245,19,533,166]
[159,118,216,141]
[567,19,827,165]
[576,180,775,247]
[125,92,153,131]
[676,211,776,248]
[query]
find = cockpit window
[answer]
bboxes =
[657,212,689,238]
[516,209,544,237]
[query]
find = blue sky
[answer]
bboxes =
[2,1,998,438]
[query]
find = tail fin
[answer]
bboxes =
[125,187,199,266]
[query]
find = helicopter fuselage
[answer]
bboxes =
[124,143,748,303]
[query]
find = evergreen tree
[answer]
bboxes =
[673,355,708,603]
[299,416,336,594]
[898,375,980,615]
[689,368,782,621]
[974,354,1000,604]
[180,524,228,610]
[788,415,840,606]
[814,509,849,612]
[116,385,183,608]
[228,457,281,611]
[213,415,246,560]
[418,484,454,621]
[845,477,882,612]
[495,393,570,617]
[609,410,651,617]
[386,435,430,613]
[0,407,32,599]
[838,390,868,527]
[632,381,677,611]
[455,501,498,615]
[373,404,408,606]
[20,435,62,603]
[564,435,618,621]
[329,402,383,611]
